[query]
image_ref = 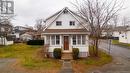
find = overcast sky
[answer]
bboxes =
[12,0,130,27]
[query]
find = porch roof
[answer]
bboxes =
[42,29,89,34]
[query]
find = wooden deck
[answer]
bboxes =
[61,53,73,60]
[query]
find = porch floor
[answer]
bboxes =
[61,53,73,60]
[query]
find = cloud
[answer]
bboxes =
[12,0,73,27]
[12,0,130,27]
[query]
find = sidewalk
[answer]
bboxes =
[60,60,74,73]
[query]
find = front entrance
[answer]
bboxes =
[64,36,69,50]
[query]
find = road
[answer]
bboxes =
[88,41,130,73]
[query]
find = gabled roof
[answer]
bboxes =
[43,7,88,31]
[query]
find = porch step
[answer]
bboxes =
[61,53,73,60]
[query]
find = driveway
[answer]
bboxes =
[0,59,27,73]
[88,40,130,73]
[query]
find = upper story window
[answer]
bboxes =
[70,21,75,26]
[56,21,62,26]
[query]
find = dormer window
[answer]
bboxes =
[70,21,75,26]
[56,21,62,26]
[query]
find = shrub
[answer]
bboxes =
[72,48,79,60]
[27,40,44,45]
[53,48,62,59]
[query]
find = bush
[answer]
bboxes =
[27,40,44,45]
[72,48,79,60]
[53,48,62,59]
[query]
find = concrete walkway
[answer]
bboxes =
[60,60,74,73]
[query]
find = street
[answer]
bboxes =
[88,41,130,73]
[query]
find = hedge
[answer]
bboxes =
[53,48,62,59]
[72,48,79,60]
[27,40,44,45]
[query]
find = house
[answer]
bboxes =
[118,26,130,43]
[0,20,14,45]
[112,26,128,38]
[42,7,89,58]
[10,26,35,42]
[0,37,13,45]
[20,32,34,41]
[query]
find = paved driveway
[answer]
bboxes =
[88,41,130,73]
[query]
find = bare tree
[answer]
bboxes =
[121,16,130,26]
[35,19,45,31]
[72,0,125,57]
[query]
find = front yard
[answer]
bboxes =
[0,43,61,73]
[112,40,130,49]
[73,47,112,73]
[0,43,112,73]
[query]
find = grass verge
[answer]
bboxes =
[112,40,130,49]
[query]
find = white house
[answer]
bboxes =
[0,37,13,45]
[42,7,89,58]
[119,28,130,44]
[20,33,33,41]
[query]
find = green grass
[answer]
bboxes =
[0,43,61,69]
[112,40,130,48]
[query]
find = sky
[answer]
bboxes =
[11,0,130,27]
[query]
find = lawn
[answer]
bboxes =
[73,46,112,73]
[0,43,61,72]
[112,40,130,49]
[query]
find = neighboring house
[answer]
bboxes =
[20,32,33,41]
[112,26,128,38]
[11,26,35,42]
[42,7,89,58]
[118,27,130,43]
[0,20,14,45]
[0,37,13,45]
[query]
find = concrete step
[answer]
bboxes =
[61,53,73,60]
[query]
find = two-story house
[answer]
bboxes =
[42,7,89,58]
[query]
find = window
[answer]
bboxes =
[82,35,86,45]
[56,35,60,45]
[70,21,75,26]
[72,35,86,45]
[77,35,81,45]
[51,35,60,45]
[72,35,76,45]
[46,35,50,45]
[56,21,62,26]
[51,35,55,45]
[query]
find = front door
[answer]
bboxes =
[64,36,69,50]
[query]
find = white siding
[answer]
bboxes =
[0,37,13,45]
[47,13,84,29]
[113,31,120,37]
[119,31,128,43]
[127,31,130,43]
